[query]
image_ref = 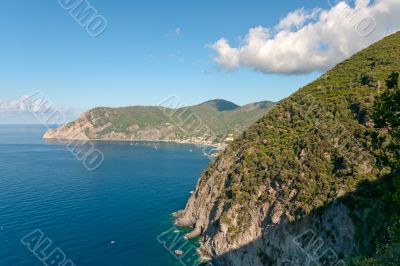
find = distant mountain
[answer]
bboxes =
[43,99,275,146]
[196,99,240,111]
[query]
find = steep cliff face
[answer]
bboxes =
[176,32,400,265]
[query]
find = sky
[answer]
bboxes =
[0,0,399,123]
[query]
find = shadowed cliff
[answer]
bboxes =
[176,32,400,266]
[201,171,400,265]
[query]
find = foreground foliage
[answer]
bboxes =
[347,72,400,265]
[197,32,400,263]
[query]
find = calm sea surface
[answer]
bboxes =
[0,125,209,266]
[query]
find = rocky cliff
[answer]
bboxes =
[43,100,275,147]
[176,32,400,265]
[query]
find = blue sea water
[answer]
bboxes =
[0,125,209,266]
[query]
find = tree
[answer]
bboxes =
[372,72,400,169]
[386,72,399,90]
[350,72,400,266]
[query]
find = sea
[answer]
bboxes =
[0,125,209,266]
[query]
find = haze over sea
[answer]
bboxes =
[0,125,208,266]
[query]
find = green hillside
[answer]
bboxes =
[220,32,400,222]
[176,32,400,265]
[44,99,276,144]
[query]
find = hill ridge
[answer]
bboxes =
[175,32,400,265]
[43,99,276,148]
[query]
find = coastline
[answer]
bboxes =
[43,136,227,150]
[171,212,212,265]
[44,128,218,262]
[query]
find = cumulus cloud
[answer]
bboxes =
[211,0,400,74]
[276,8,321,31]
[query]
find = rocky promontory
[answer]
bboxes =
[43,100,275,148]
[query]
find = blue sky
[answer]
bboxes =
[0,0,398,112]
[0,0,328,110]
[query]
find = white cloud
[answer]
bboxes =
[0,96,81,124]
[211,0,400,74]
[276,8,321,31]
[211,39,240,70]
[0,96,29,113]
[167,27,182,38]
[175,27,181,36]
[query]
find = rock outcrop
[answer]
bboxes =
[176,32,400,265]
[43,100,276,147]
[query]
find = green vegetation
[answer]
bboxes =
[200,32,400,255]
[346,72,400,265]
[371,72,400,169]
[188,100,276,137]
[63,99,275,142]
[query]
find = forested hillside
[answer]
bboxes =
[43,99,275,146]
[176,32,400,265]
